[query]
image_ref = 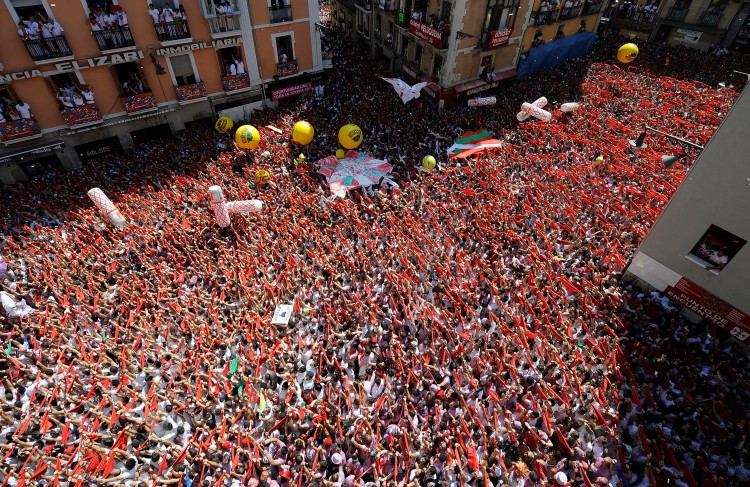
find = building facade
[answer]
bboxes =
[624,86,750,345]
[604,0,750,52]
[331,0,605,106]
[0,0,324,184]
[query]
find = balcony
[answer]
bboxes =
[0,118,41,143]
[560,5,584,20]
[610,5,658,23]
[154,20,191,43]
[667,6,689,22]
[121,92,157,114]
[533,8,559,25]
[698,9,723,27]
[582,1,604,16]
[222,73,250,92]
[409,18,447,49]
[22,36,72,62]
[276,60,299,77]
[269,3,293,23]
[92,26,135,51]
[61,104,103,127]
[175,82,207,102]
[354,0,371,10]
[376,0,399,13]
[200,0,241,34]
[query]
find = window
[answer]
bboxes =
[168,54,197,86]
[687,225,746,275]
[268,0,292,23]
[217,46,244,76]
[414,43,423,65]
[484,0,519,32]
[0,87,23,123]
[275,35,294,63]
[112,62,149,96]
[11,0,50,23]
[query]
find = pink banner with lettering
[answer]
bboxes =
[271,82,312,101]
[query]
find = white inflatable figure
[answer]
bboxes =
[560,102,581,113]
[208,186,231,228]
[468,96,497,107]
[1,291,33,318]
[225,200,263,216]
[87,188,126,229]
[380,78,429,104]
[517,97,552,122]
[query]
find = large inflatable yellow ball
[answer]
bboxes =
[338,124,363,150]
[336,149,345,159]
[255,169,270,185]
[215,116,234,134]
[292,121,315,146]
[422,155,437,170]
[235,125,261,149]
[617,43,639,64]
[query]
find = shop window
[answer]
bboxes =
[687,225,746,274]
[168,54,198,86]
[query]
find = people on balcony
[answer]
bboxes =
[233,54,245,75]
[123,72,146,96]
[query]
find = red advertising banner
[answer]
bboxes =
[409,19,443,49]
[271,82,312,101]
[664,277,750,343]
[488,29,512,48]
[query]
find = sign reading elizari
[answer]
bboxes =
[0,37,241,85]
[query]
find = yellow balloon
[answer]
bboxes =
[215,116,234,134]
[617,43,639,64]
[255,169,270,185]
[292,121,315,145]
[335,149,345,159]
[595,156,604,165]
[422,155,437,170]
[338,124,363,150]
[297,154,306,162]
[235,125,261,149]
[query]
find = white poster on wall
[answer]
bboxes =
[674,29,702,44]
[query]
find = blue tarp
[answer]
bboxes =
[518,32,598,78]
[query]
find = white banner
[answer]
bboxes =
[271,304,294,325]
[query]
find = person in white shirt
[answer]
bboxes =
[118,11,129,27]
[226,61,237,76]
[148,4,160,23]
[15,102,31,119]
[81,88,96,105]
[233,56,245,74]
[163,7,175,23]
[49,19,63,36]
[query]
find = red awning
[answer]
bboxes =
[453,69,517,94]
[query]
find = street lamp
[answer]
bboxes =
[629,125,704,168]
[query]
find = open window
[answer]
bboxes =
[48,72,102,125]
[202,0,241,33]
[0,85,42,143]
[13,0,71,61]
[687,225,746,275]
[217,46,245,76]
[113,62,149,96]
[168,54,198,86]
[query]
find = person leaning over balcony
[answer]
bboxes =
[15,102,32,120]
[163,5,175,23]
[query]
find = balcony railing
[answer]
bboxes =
[175,82,206,102]
[667,6,689,22]
[61,104,103,127]
[121,92,157,113]
[22,36,72,62]
[560,5,584,20]
[269,5,293,23]
[698,9,723,27]
[222,73,250,92]
[610,5,658,23]
[0,118,41,143]
[533,8,559,26]
[92,26,135,51]
[200,0,242,34]
[582,1,604,16]
[154,20,191,42]
[276,60,299,77]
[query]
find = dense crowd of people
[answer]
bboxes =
[1,23,749,487]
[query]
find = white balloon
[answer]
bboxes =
[517,101,552,122]
[226,200,263,215]
[208,186,231,228]
[468,96,497,107]
[87,188,126,229]
[560,102,580,113]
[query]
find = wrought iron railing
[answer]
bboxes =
[22,36,72,61]
[533,8,559,26]
[154,19,191,42]
[698,10,723,27]
[667,6,689,22]
[92,26,135,51]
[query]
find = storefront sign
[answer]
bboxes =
[271,82,312,101]
[409,19,443,49]
[488,29,512,48]
[664,277,750,343]
[0,140,64,165]
[75,136,124,165]
[155,37,242,56]
[673,29,702,45]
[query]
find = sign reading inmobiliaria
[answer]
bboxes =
[488,29,512,48]
[271,82,312,101]
[664,277,750,344]
[409,19,443,49]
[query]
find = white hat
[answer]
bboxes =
[555,472,568,485]
[331,453,342,465]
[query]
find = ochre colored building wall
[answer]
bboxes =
[254,22,314,79]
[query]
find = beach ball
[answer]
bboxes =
[338,124,363,150]
[336,149,345,158]
[422,155,437,170]
[215,116,234,134]
[255,169,270,185]
[235,125,260,149]
[617,43,639,64]
[292,121,315,145]
[595,155,604,165]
